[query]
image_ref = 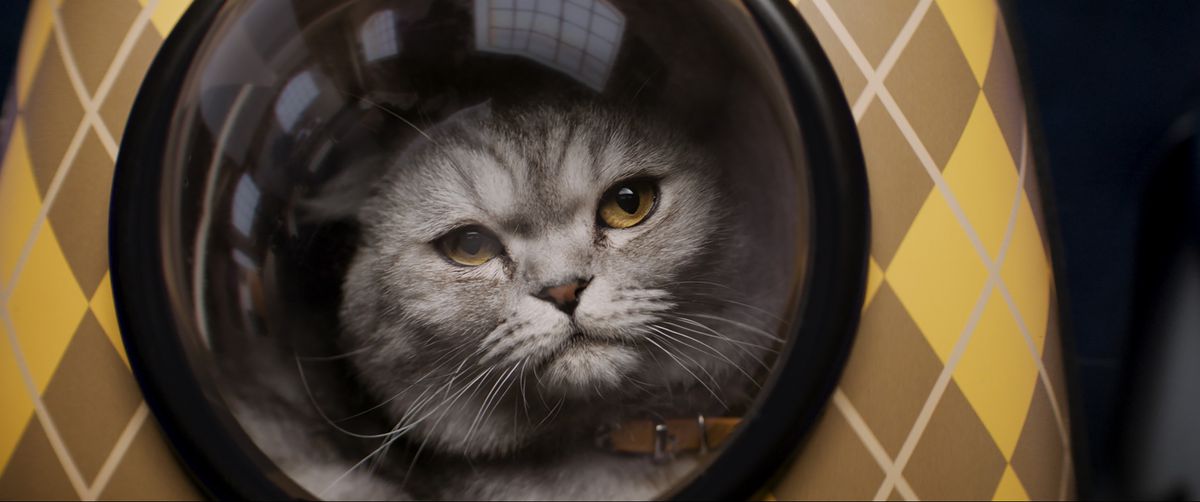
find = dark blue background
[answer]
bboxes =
[0,2,30,107]
[1011,2,1200,496]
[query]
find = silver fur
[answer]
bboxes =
[260,102,792,500]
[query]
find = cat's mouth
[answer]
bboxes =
[535,333,639,397]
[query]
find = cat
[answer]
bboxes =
[232,100,791,500]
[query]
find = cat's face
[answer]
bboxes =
[341,104,763,455]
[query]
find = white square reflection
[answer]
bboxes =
[274,71,319,133]
[474,0,624,91]
[231,174,260,237]
[360,10,400,62]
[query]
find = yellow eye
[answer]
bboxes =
[598,179,657,229]
[437,226,502,266]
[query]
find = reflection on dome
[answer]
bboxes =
[275,70,320,133]
[474,0,623,91]
[231,173,260,237]
[360,10,400,62]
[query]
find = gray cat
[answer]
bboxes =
[239,101,789,500]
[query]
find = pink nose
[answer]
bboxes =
[535,278,590,313]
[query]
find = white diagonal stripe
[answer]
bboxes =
[993,130,1070,448]
[0,309,89,499]
[832,389,918,501]
[850,0,933,121]
[84,402,149,500]
[0,3,162,500]
[807,1,1064,499]
[870,278,997,501]
[1,0,158,299]
[50,12,116,159]
[0,118,89,300]
[91,0,160,114]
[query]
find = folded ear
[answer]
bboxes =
[295,155,389,223]
[433,98,493,132]
[295,100,491,223]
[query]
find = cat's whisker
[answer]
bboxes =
[659,316,780,353]
[338,90,437,144]
[658,316,775,373]
[648,324,762,388]
[640,335,728,409]
[678,312,786,342]
[403,364,501,484]
[294,345,374,361]
[463,361,521,446]
[294,356,399,439]
[518,357,532,423]
[674,291,790,325]
[323,363,499,497]
[643,327,739,394]
[480,362,524,439]
[337,342,476,422]
[533,396,566,430]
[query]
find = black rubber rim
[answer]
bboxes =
[108,0,869,500]
[670,0,869,498]
[109,0,295,499]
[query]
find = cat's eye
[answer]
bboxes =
[598,179,657,229]
[437,226,502,266]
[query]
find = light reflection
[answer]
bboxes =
[474,0,624,91]
[360,10,400,62]
[231,248,258,270]
[274,70,320,133]
[231,173,260,237]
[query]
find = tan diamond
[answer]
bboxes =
[839,283,942,457]
[827,0,920,67]
[792,0,868,99]
[57,0,141,95]
[41,312,142,482]
[886,2,980,169]
[859,100,935,268]
[773,404,884,500]
[904,380,1006,500]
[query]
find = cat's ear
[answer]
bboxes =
[440,99,492,128]
[295,156,389,223]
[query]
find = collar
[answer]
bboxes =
[597,415,741,463]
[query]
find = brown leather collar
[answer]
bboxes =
[598,416,741,462]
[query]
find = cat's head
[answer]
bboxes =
[339,102,771,456]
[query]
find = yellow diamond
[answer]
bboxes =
[89,271,127,367]
[886,187,989,362]
[145,0,192,36]
[992,464,1031,501]
[955,293,1039,459]
[936,0,998,84]
[943,95,1019,259]
[1001,194,1051,353]
[863,256,884,312]
[0,123,42,288]
[6,223,88,393]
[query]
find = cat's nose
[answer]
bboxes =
[534,278,590,315]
